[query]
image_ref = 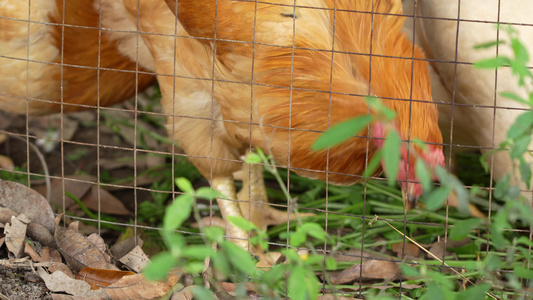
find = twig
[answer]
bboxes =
[9,135,51,202]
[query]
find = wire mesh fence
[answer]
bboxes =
[0,0,532,299]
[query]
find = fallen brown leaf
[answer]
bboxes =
[5,214,30,258]
[119,245,150,273]
[49,175,95,211]
[329,259,401,285]
[24,242,42,262]
[81,186,131,216]
[76,267,136,290]
[392,242,420,258]
[38,268,106,298]
[54,217,118,272]
[0,180,55,233]
[104,270,182,300]
[110,234,144,260]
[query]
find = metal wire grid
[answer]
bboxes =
[0,0,532,298]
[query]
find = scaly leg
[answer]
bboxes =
[237,161,315,232]
[211,177,249,250]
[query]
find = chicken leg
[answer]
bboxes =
[237,161,315,232]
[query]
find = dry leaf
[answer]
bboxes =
[54,220,118,272]
[329,259,401,285]
[51,294,104,300]
[110,234,143,260]
[38,268,107,298]
[81,186,131,216]
[0,180,55,233]
[391,242,420,258]
[24,242,42,261]
[49,175,95,211]
[76,267,136,290]
[170,286,195,300]
[0,207,55,246]
[104,270,182,300]
[119,245,150,273]
[5,214,30,258]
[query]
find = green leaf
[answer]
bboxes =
[412,138,429,151]
[212,251,231,277]
[456,283,491,300]
[164,194,194,231]
[288,266,319,300]
[191,286,215,300]
[421,283,445,300]
[415,159,432,193]
[500,91,529,105]
[511,38,529,64]
[473,56,510,69]
[366,96,397,120]
[161,230,185,251]
[290,230,307,247]
[175,177,194,193]
[425,186,450,211]
[519,157,532,189]
[449,218,483,241]
[507,111,533,140]
[514,265,533,279]
[494,174,511,199]
[311,115,373,150]
[474,40,504,49]
[325,257,337,270]
[299,223,327,241]
[401,264,420,277]
[288,266,307,300]
[195,187,220,200]
[181,245,216,260]
[185,262,205,274]
[245,153,262,164]
[262,264,287,286]
[362,150,383,178]
[221,241,258,276]
[510,134,531,159]
[383,130,401,186]
[204,226,225,243]
[227,216,258,232]
[143,252,177,281]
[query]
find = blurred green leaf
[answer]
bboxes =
[473,57,510,69]
[164,194,194,231]
[221,241,258,277]
[519,157,532,189]
[181,245,216,260]
[290,230,307,247]
[425,186,451,211]
[311,115,373,150]
[500,91,529,105]
[191,286,215,300]
[288,266,307,300]
[456,283,490,300]
[143,252,177,281]
[449,218,483,241]
[204,226,225,243]
[383,130,401,186]
[415,159,432,193]
[401,264,420,277]
[300,223,328,241]
[227,216,258,231]
[507,111,533,140]
[195,187,221,200]
[367,97,397,120]
[325,257,337,270]
[510,134,531,159]
[362,150,383,178]
[514,265,533,279]
[474,40,504,49]
[175,177,194,193]
[245,153,262,164]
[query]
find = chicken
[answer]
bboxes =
[403,0,533,202]
[0,0,154,115]
[104,0,445,264]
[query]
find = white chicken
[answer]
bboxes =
[403,0,533,202]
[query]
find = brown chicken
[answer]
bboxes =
[2,0,445,265]
[104,0,445,263]
[0,0,154,115]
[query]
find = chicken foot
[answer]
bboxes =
[237,161,314,232]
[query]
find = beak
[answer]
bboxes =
[402,188,419,210]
